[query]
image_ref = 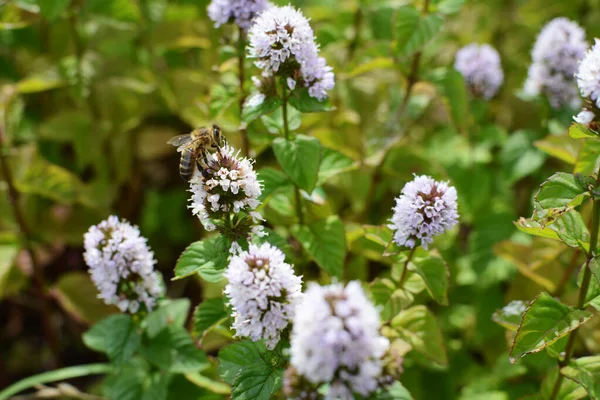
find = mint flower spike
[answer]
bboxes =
[289,281,389,399]
[207,0,271,31]
[247,5,335,100]
[577,38,600,109]
[525,18,587,109]
[389,175,459,250]
[83,216,164,314]
[454,43,504,99]
[188,145,265,253]
[224,243,302,349]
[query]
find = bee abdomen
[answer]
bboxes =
[179,148,195,181]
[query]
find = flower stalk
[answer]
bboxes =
[0,115,61,367]
[281,83,305,225]
[549,170,600,400]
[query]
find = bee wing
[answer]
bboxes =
[167,135,194,151]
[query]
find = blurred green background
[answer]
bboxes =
[2,0,600,398]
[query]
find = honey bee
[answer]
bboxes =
[167,124,225,181]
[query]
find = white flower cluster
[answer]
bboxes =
[224,243,302,349]
[577,38,600,109]
[454,43,504,99]
[389,175,459,250]
[524,18,587,109]
[574,109,596,128]
[207,0,271,31]
[248,5,335,100]
[83,216,164,314]
[289,281,389,399]
[189,145,265,246]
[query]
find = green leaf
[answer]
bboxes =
[395,6,443,56]
[374,381,414,400]
[16,67,67,93]
[443,69,469,134]
[16,158,92,206]
[291,216,346,278]
[371,279,414,321]
[145,299,191,338]
[219,341,267,385]
[509,292,593,363]
[569,122,599,139]
[242,96,282,124]
[540,368,587,400]
[193,297,227,339]
[173,236,230,282]
[535,134,579,165]
[258,168,291,202]
[409,250,449,305]
[501,130,546,184]
[184,373,231,395]
[51,271,116,325]
[436,0,465,14]
[288,88,333,113]
[534,172,592,211]
[492,300,528,332]
[0,363,112,400]
[83,314,142,364]
[574,139,600,175]
[561,356,600,398]
[39,0,72,20]
[317,147,356,186]
[142,326,208,373]
[82,0,141,21]
[231,364,283,400]
[391,305,448,366]
[272,135,321,193]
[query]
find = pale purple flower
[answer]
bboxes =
[207,0,271,31]
[83,216,164,313]
[289,281,389,399]
[247,5,335,100]
[454,43,504,99]
[389,175,459,249]
[188,145,265,249]
[224,243,302,349]
[525,18,587,109]
[577,39,600,109]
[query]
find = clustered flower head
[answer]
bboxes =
[247,5,335,100]
[224,243,302,349]
[207,0,271,31]
[288,281,389,399]
[577,38,600,109]
[389,175,459,250]
[83,216,164,314]
[454,43,504,99]
[189,145,265,251]
[524,18,587,109]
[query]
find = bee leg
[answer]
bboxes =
[196,158,211,180]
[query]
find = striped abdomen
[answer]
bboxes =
[179,148,196,181]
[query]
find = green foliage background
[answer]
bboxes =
[2,0,600,398]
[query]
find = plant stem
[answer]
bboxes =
[0,125,61,367]
[238,26,250,157]
[346,5,363,62]
[281,84,304,224]
[399,247,417,286]
[361,0,430,223]
[549,172,600,400]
